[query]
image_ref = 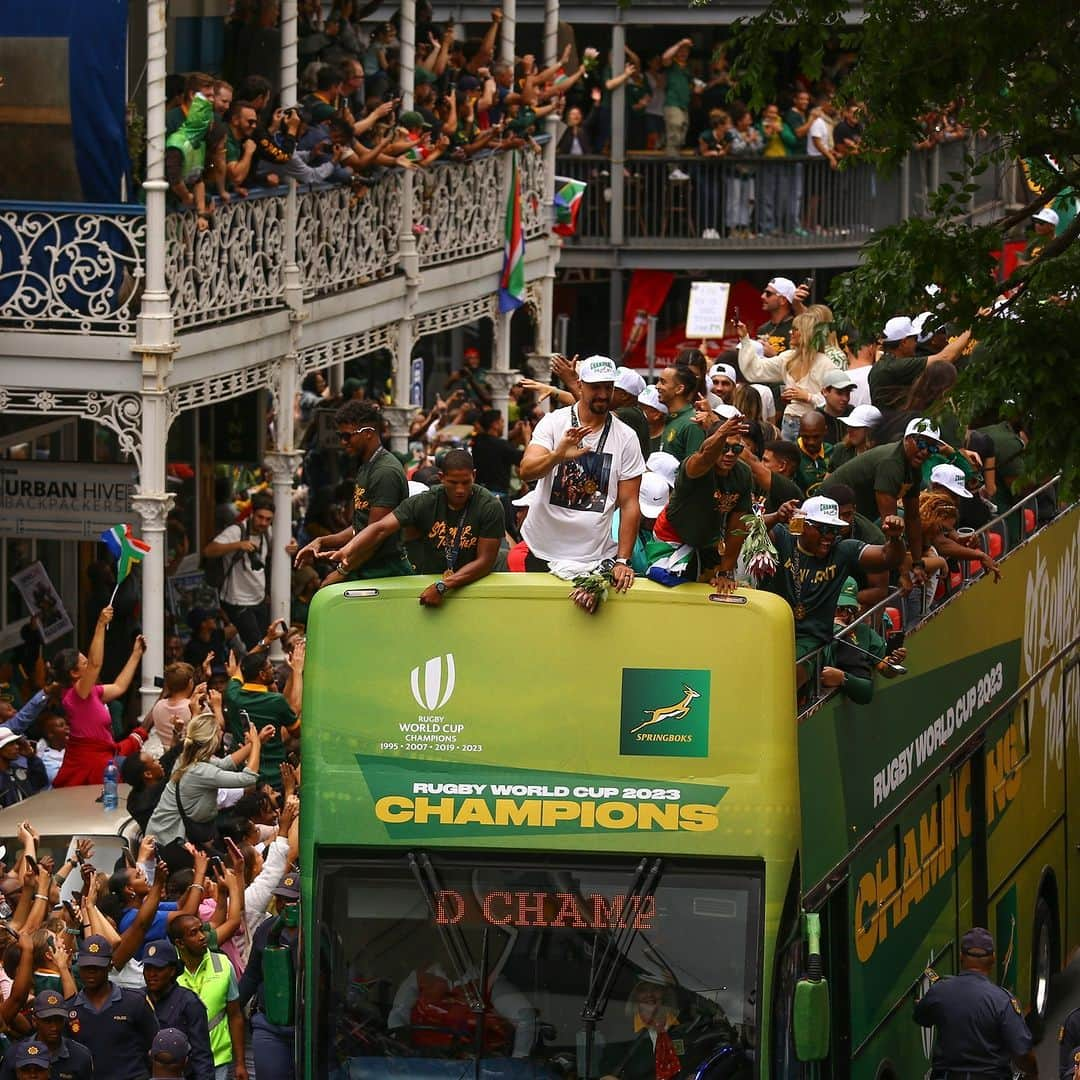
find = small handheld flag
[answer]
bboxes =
[553,176,587,237]
[100,524,151,591]
[498,151,526,313]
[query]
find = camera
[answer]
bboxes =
[248,552,265,572]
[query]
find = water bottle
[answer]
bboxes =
[103,758,119,812]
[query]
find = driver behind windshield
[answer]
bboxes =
[601,978,684,1080]
[387,961,539,1058]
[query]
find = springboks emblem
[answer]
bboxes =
[410,654,456,712]
[631,685,702,735]
[620,668,710,757]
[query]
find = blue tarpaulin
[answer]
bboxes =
[0,0,129,203]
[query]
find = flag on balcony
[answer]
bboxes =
[499,152,526,313]
[100,524,151,586]
[553,176,587,237]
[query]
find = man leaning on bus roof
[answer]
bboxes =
[913,926,1038,1079]
[323,448,503,608]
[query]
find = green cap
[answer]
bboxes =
[398,110,430,130]
[837,577,859,609]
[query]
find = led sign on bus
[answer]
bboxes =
[433,889,656,930]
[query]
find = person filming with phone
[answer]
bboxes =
[204,494,274,650]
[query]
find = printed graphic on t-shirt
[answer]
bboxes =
[550,452,612,513]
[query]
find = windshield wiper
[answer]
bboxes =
[580,857,664,1078]
[408,852,484,1011]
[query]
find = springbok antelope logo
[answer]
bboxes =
[631,684,701,735]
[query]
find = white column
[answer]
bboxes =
[137,0,173,352]
[383,321,414,454]
[393,0,420,460]
[133,0,178,718]
[132,367,174,720]
[500,0,517,66]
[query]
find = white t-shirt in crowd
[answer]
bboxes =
[847,365,872,408]
[522,405,645,564]
[212,522,271,606]
[807,115,831,155]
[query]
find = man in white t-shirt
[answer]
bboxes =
[204,492,273,648]
[518,356,645,593]
[806,97,837,165]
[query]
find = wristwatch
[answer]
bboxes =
[434,580,448,595]
[613,558,631,567]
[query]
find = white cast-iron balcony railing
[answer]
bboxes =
[0,201,146,334]
[0,141,550,337]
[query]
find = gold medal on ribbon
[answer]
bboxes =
[794,603,807,620]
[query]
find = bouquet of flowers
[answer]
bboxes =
[582,47,600,73]
[741,512,778,581]
[568,561,615,613]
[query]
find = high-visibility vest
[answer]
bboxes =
[178,949,235,1065]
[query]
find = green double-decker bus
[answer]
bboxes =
[300,490,1079,1079]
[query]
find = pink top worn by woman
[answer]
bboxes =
[52,685,146,788]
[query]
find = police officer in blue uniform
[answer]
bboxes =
[141,939,215,1080]
[238,872,300,1080]
[1057,1005,1080,1079]
[914,927,1039,1079]
[65,935,158,1080]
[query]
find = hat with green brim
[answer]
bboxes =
[837,577,859,609]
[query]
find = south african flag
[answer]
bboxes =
[100,524,151,584]
[553,176,587,237]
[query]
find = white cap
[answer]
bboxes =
[614,366,646,397]
[708,362,737,384]
[911,311,935,341]
[512,488,540,508]
[638,472,671,519]
[904,417,943,443]
[646,451,679,489]
[768,277,796,304]
[713,402,742,420]
[820,369,857,391]
[800,496,844,527]
[837,404,882,429]
[930,463,973,499]
[881,316,917,343]
[578,355,618,384]
[407,480,429,497]
[0,727,20,751]
[637,385,668,415]
[1032,207,1059,226]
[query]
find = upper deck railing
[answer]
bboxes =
[0,142,550,337]
[557,136,1008,250]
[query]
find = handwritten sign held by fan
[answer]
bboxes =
[685,281,731,339]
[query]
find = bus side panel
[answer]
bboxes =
[847,772,965,1065]
[989,822,1066,1012]
[1065,663,1080,963]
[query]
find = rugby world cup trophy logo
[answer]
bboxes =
[410,654,456,712]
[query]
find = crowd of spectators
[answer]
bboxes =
[551,36,971,238]
[156,3,980,239]
[162,3,587,227]
[0,250,1056,1074]
[291,264,1047,686]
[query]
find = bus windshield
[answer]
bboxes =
[317,851,760,1078]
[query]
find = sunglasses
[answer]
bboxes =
[338,426,375,442]
[721,442,744,455]
[913,437,938,452]
[809,522,846,537]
